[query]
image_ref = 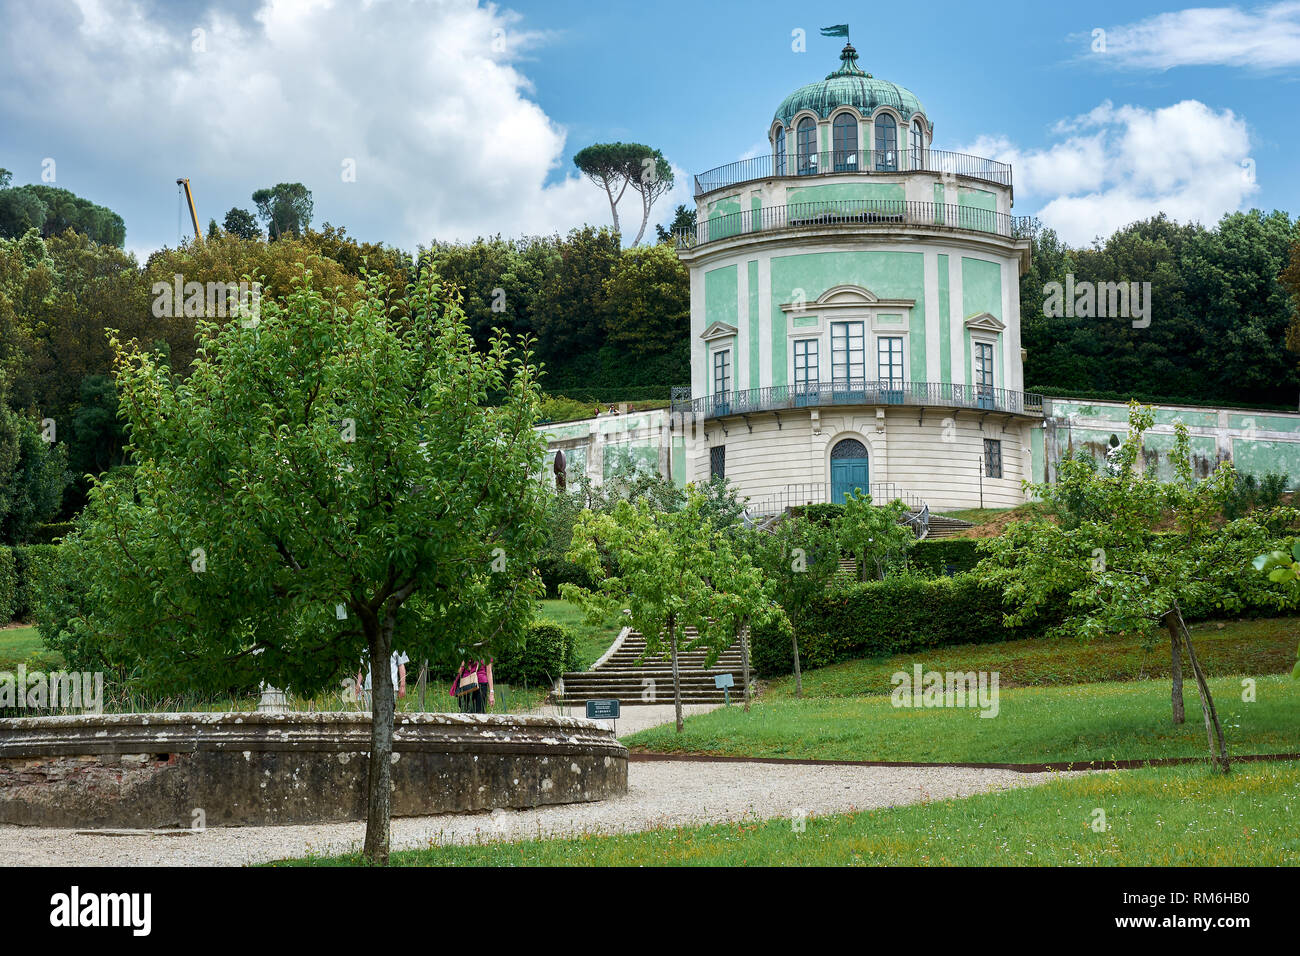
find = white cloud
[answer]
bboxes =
[961,100,1257,246]
[1085,1,1300,70]
[0,0,669,252]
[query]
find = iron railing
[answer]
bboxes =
[676,199,1030,248]
[694,148,1013,196]
[671,380,1044,421]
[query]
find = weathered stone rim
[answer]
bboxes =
[0,711,628,759]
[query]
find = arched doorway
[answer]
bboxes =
[830,438,869,503]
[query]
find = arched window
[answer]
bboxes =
[831,438,868,459]
[832,113,858,171]
[910,120,925,168]
[874,114,897,170]
[774,126,786,176]
[797,117,818,175]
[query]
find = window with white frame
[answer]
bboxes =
[794,338,819,388]
[874,114,897,170]
[797,117,818,175]
[974,341,994,394]
[775,127,786,175]
[877,336,904,386]
[712,348,732,395]
[831,321,865,382]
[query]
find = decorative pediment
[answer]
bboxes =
[777,283,915,314]
[964,312,1006,333]
[700,321,738,342]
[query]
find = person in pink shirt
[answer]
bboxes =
[449,659,494,713]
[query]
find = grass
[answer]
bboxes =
[0,624,61,672]
[625,674,1300,765]
[760,616,1300,700]
[537,599,623,670]
[275,759,1300,866]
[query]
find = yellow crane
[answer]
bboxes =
[176,177,202,243]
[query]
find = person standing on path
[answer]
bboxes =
[356,650,409,710]
[449,659,494,713]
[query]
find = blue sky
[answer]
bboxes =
[2,0,1297,258]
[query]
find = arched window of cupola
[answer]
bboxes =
[910,119,925,167]
[832,113,858,171]
[797,117,818,175]
[874,114,898,170]
[775,126,786,175]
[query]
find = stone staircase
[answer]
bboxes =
[923,514,975,539]
[553,627,750,706]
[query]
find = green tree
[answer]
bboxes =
[572,143,644,238]
[0,182,125,247]
[222,207,261,240]
[601,242,688,356]
[530,226,620,366]
[625,148,674,246]
[1252,542,1300,678]
[0,378,70,543]
[563,491,733,733]
[251,183,314,240]
[977,403,1241,771]
[66,267,548,863]
[836,491,915,581]
[750,515,842,697]
[656,204,696,244]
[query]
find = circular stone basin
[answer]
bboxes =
[0,711,627,829]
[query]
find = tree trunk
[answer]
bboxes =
[361,622,394,865]
[1163,613,1185,725]
[1171,606,1231,773]
[669,613,683,733]
[740,614,752,713]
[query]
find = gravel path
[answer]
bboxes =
[0,760,1059,866]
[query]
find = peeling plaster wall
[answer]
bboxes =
[1036,398,1300,489]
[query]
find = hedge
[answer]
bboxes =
[0,545,59,623]
[0,549,15,623]
[27,522,75,544]
[750,574,1050,677]
[910,539,981,576]
[492,621,576,686]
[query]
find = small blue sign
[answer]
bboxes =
[586,699,621,720]
[714,673,735,689]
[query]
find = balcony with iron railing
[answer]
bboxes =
[693,148,1013,197]
[676,198,1034,250]
[671,380,1044,421]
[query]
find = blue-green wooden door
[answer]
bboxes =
[831,457,869,503]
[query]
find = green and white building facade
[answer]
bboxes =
[673,41,1036,512]
[538,43,1300,512]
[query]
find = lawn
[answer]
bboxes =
[537,598,623,670]
[624,674,1300,765]
[277,759,1300,866]
[0,624,61,672]
[760,616,1300,700]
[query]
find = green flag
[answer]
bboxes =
[820,24,849,39]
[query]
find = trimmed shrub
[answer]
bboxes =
[10,544,58,621]
[0,548,15,623]
[749,605,795,678]
[492,621,575,686]
[28,522,75,544]
[910,538,981,576]
[750,574,1052,677]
